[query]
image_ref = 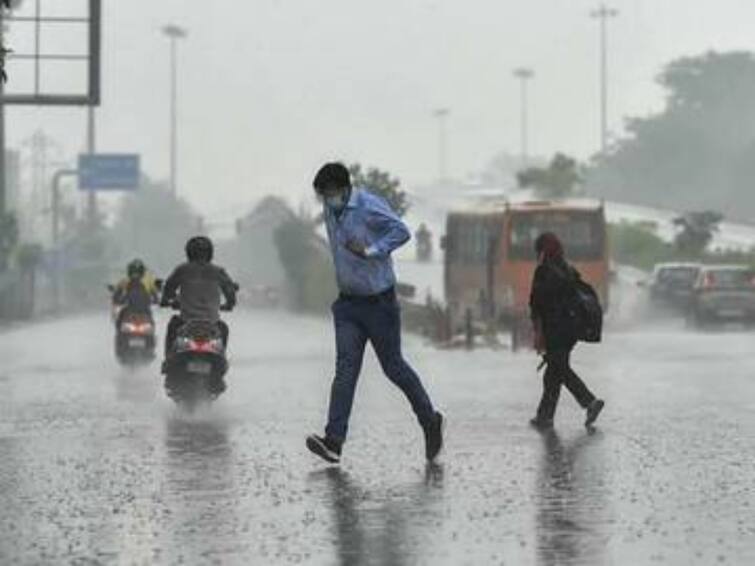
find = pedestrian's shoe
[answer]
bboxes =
[585,399,605,427]
[423,412,445,462]
[529,417,554,430]
[306,434,342,464]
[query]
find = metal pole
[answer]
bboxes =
[513,68,534,168]
[591,4,618,155]
[169,36,177,197]
[433,108,449,182]
[0,89,5,221]
[51,169,79,311]
[600,12,607,153]
[521,78,528,166]
[162,25,186,198]
[86,105,96,222]
[0,6,6,220]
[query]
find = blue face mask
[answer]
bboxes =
[325,192,348,212]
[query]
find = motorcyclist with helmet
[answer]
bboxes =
[112,259,159,324]
[110,259,160,360]
[159,236,237,392]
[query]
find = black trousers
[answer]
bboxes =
[164,315,229,356]
[536,346,596,420]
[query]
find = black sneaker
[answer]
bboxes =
[306,434,342,464]
[529,417,554,430]
[423,412,444,462]
[585,399,605,427]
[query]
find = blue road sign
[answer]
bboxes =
[78,154,140,190]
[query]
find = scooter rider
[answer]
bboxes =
[112,259,159,325]
[159,236,237,389]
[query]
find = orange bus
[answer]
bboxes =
[443,200,609,347]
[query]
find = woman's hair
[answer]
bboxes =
[534,232,564,260]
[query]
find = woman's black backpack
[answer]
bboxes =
[551,262,603,343]
[566,278,603,343]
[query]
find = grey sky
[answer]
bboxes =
[6,0,755,222]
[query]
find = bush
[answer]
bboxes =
[274,216,336,313]
[609,221,674,270]
[609,220,755,270]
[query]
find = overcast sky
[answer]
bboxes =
[6,0,755,223]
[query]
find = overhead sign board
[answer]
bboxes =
[78,154,140,190]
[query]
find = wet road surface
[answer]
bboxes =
[1,310,754,565]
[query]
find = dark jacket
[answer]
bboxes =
[529,258,580,350]
[161,261,236,323]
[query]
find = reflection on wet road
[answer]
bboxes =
[309,462,445,566]
[535,430,608,566]
[0,311,754,564]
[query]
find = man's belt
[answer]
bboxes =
[338,286,395,303]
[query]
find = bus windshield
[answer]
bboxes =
[508,211,605,260]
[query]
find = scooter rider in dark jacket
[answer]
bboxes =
[160,236,237,368]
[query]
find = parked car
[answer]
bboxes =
[688,265,755,327]
[646,262,702,310]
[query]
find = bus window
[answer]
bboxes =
[446,215,503,265]
[508,211,605,260]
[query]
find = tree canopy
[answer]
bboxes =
[517,153,582,199]
[672,210,723,255]
[111,178,201,276]
[349,163,409,217]
[587,51,755,220]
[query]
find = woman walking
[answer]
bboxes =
[529,232,605,429]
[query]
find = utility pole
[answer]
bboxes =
[591,4,618,155]
[512,67,534,168]
[433,108,449,182]
[85,106,96,223]
[50,168,78,312]
[162,24,187,198]
[23,130,57,245]
[0,5,7,219]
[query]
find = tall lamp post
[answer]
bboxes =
[590,4,618,155]
[162,24,187,198]
[512,67,534,168]
[432,108,450,182]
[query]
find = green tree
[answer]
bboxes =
[672,210,723,255]
[59,212,113,307]
[111,178,201,277]
[587,51,755,219]
[273,210,336,312]
[517,153,583,199]
[349,163,409,217]
[0,212,18,270]
[608,221,673,271]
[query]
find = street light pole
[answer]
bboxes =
[591,4,618,155]
[162,24,187,198]
[50,168,79,312]
[433,108,449,182]
[85,105,96,223]
[513,67,534,168]
[0,6,7,220]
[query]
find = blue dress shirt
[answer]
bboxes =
[323,189,410,296]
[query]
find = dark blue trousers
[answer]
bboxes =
[325,291,436,441]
